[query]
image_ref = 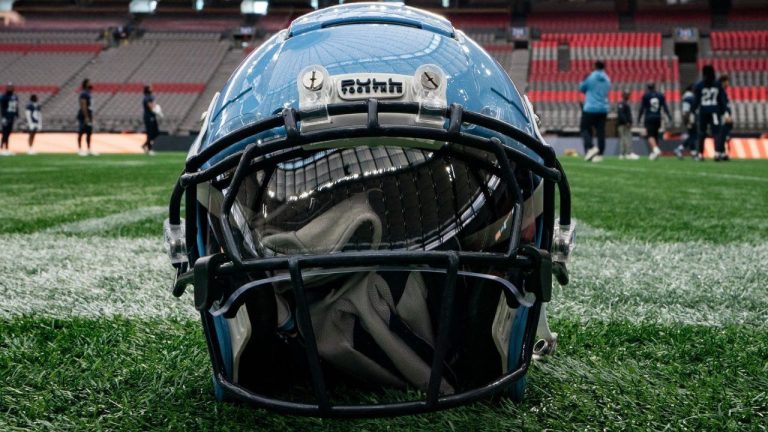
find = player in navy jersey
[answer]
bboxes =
[691,65,729,161]
[142,85,160,155]
[675,84,698,159]
[1,83,19,156]
[77,79,95,156]
[25,94,42,155]
[637,82,672,160]
[716,74,733,161]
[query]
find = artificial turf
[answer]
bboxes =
[0,154,766,431]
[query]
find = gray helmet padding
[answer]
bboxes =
[261,192,452,394]
[261,193,382,255]
[310,271,454,394]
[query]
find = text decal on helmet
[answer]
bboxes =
[337,75,406,101]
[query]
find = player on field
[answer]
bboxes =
[637,82,671,161]
[1,83,19,156]
[675,84,697,159]
[77,79,95,156]
[691,65,729,161]
[580,61,611,162]
[25,94,42,155]
[716,74,733,161]
[142,85,160,155]
[616,90,638,159]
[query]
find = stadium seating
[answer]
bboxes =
[0,28,230,133]
[138,16,241,33]
[710,31,768,52]
[526,13,619,33]
[447,13,509,31]
[696,28,768,131]
[727,8,768,30]
[0,38,100,108]
[528,32,680,132]
[3,15,124,31]
[634,11,711,33]
[483,44,515,69]
[3,11,766,136]
[696,56,768,130]
[0,31,99,47]
[256,13,296,32]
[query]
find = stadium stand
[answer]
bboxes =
[695,27,768,132]
[634,11,711,33]
[710,31,768,52]
[255,13,298,33]
[0,38,101,110]
[178,47,249,134]
[2,1,766,138]
[528,32,680,132]
[526,13,619,33]
[4,16,124,31]
[727,8,768,30]
[0,25,230,133]
[0,31,100,42]
[138,16,241,33]
[447,12,509,31]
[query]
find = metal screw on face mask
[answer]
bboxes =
[421,71,440,90]
[302,70,324,91]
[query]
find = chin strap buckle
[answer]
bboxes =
[552,220,576,286]
[520,245,552,303]
[192,253,229,311]
[171,264,193,297]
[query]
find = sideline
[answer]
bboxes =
[4,133,146,154]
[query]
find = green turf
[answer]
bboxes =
[0,154,181,235]
[1,317,765,431]
[0,153,766,431]
[560,158,768,243]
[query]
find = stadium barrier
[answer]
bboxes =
[5,133,146,154]
[4,133,767,159]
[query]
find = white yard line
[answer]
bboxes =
[1,214,764,327]
[0,233,196,319]
[45,206,167,235]
[581,163,768,183]
[552,222,768,328]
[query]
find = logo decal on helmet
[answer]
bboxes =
[337,74,406,100]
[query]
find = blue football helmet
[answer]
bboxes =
[166,2,574,417]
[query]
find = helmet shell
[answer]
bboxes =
[199,2,536,164]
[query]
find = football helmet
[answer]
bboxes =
[166,2,574,417]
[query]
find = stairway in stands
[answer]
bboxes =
[177,46,251,134]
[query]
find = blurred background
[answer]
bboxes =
[0,0,766,153]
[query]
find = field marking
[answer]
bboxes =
[0,233,196,319]
[1,207,765,328]
[579,163,768,183]
[45,206,167,235]
[552,222,768,328]
[0,167,61,174]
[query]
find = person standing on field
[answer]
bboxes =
[691,65,729,161]
[25,94,42,155]
[638,82,672,161]
[616,90,638,159]
[77,79,95,156]
[579,61,611,163]
[1,83,19,156]
[675,84,698,159]
[142,85,160,155]
[715,74,733,161]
